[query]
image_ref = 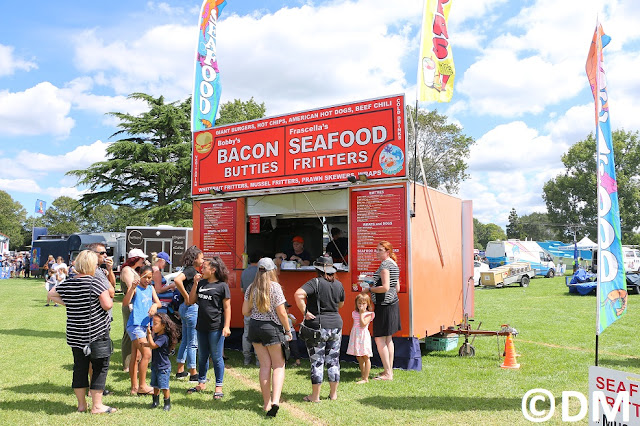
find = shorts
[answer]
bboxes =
[150,366,171,390]
[248,319,284,347]
[126,325,147,341]
[46,281,56,291]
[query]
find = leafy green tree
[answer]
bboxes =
[406,107,475,193]
[38,196,83,235]
[519,212,558,241]
[506,208,525,239]
[68,94,267,226]
[543,130,640,242]
[215,97,266,126]
[0,191,29,249]
[83,205,151,232]
[474,218,507,250]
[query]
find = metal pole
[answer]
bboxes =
[412,100,418,216]
[595,334,599,366]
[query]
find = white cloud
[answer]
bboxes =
[0,44,37,77]
[0,141,110,182]
[469,121,567,171]
[71,1,422,114]
[16,140,110,172]
[0,82,75,137]
[0,178,86,200]
[458,51,584,117]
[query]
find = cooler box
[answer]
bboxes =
[424,334,459,351]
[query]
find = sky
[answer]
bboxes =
[1,0,640,231]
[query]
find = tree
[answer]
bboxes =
[519,212,558,241]
[474,218,507,250]
[0,191,29,249]
[406,106,475,193]
[543,130,640,242]
[37,196,84,235]
[214,97,266,126]
[506,208,524,239]
[83,205,151,232]
[68,94,267,226]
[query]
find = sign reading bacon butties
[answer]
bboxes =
[192,95,406,195]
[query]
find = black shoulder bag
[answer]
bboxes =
[299,278,323,345]
[87,278,113,360]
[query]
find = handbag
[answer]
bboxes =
[281,340,291,361]
[299,278,323,345]
[89,337,113,360]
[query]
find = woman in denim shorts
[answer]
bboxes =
[242,258,292,417]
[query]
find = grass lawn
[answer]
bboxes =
[1,276,638,425]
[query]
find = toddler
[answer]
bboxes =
[346,293,375,383]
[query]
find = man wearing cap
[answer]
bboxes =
[275,236,312,266]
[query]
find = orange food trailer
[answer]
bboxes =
[191,94,474,370]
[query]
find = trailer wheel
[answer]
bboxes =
[546,269,555,278]
[458,343,476,357]
[520,276,530,287]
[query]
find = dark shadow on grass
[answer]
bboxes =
[358,395,523,411]
[599,357,640,369]
[0,400,78,415]
[177,388,265,414]
[0,328,66,339]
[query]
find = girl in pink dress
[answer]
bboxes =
[346,293,375,383]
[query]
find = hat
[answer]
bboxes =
[292,236,304,244]
[128,248,148,259]
[314,256,336,274]
[257,257,277,271]
[157,252,171,264]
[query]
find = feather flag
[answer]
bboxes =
[586,21,627,334]
[418,0,455,103]
[191,0,227,132]
[35,199,46,214]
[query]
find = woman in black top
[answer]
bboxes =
[174,245,204,380]
[294,257,345,402]
[186,256,231,399]
[48,250,116,414]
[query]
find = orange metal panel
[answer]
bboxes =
[409,183,464,338]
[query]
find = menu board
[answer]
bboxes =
[350,186,407,292]
[200,201,237,288]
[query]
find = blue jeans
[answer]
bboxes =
[177,303,198,369]
[197,329,225,386]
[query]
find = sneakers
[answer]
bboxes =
[244,358,251,366]
[175,371,189,380]
[189,375,201,383]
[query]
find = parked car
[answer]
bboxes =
[473,260,490,286]
[591,247,640,273]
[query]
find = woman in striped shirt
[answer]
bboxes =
[365,241,401,381]
[48,250,116,414]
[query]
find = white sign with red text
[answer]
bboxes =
[589,366,640,425]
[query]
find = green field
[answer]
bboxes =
[0,276,637,425]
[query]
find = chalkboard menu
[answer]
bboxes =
[200,201,237,288]
[350,186,407,292]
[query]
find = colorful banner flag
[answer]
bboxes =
[35,199,46,214]
[418,0,455,103]
[586,21,627,334]
[191,0,227,132]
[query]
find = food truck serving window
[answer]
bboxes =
[246,190,348,266]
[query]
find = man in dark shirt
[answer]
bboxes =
[276,236,312,266]
[325,228,348,264]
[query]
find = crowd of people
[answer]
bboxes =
[0,251,31,278]
[45,240,401,417]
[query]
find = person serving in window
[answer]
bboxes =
[275,236,311,266]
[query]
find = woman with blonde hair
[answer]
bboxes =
[48,250,116,414]
[242,258,292,417]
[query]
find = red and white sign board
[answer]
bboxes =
[192,95,406,196]
[249,215,260,234]
[350,186,407,292]
[200,201,237,288]
[589,366,640,425]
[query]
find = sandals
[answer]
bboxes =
[137,388,154,396]
[187,386,205,394]
[266,404,279,417]
[92,406,117,414]
[214,392,224,400]
[303,395,321,403]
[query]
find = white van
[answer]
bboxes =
[485,240,556,277]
